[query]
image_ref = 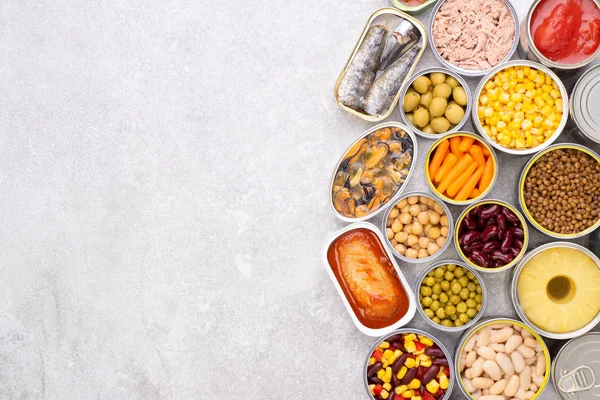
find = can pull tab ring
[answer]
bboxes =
[558,365,597,393]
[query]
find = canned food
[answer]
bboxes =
[568,64,600,148]
[510,242,600,340]
[390,0,436,14]
[428,0,519,77]
[472,60,569,155]
[321,222,416,336]
[552,332,600,399]
[399,67,472,140]
[454,317,551,400]
[381,191,453,263]
[518,143,600,238]
[455,199,528,273]
[518,0,600,76]
[329,122,418,222]
[415,260,487,332]
[364,328,454,400]
[425,132,498,205]
[334,8,427,121]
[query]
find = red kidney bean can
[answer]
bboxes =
[551,332,600,399]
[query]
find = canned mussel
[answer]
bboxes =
[519,143,600,238]
[552,332,600,399]
[365,329,454,400]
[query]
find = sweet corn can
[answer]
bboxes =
[454,317,551,400]
[454,199,529,274]
[568,64,600,149]
[551,333,600,399]
[363,328,455,400]
[472,60,569,155]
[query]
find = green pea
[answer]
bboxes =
[466,271,475,280]
[450,313,458,321]
[439,292,449,304]
[458,276,469,287]
[435,276,443,283]
[467,308,477,318]
[430,301,440,312]
[451,278,458,285]
[467,282,477,292]
[456,302,467,313]
[434,267,445,278]
[469,292,476,299]
[476,304,482,311]
[442,319,453,327]
[454,267,464,278]
[466,299,476,308]
[422,296,433,307]
[444,271,454,281]
[424,308,435,319]
[447,264,456,272]
[421,286,432,297]
[424,276,436,287]
[441,281,450,291]
[450,295,461,305]
[445,305,456,316]
[436,308,446,319]
[432,283,442,295]
[431,294,439,300]
[432,316,441,324]
[459,313,469,323]
[427,271,435,277]
[451,283,462,294]
[475,294,483,304]
[460,288,470,300]
[454,319,464,327]
[476,284,482,294]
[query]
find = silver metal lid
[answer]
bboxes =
[553,332,600,399]
[572,65,600,143]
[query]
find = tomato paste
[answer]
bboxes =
[531,0,600,64]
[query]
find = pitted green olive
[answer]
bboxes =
[431,117,451,133]
[429,97,448,118]
[433,83,452,99]
[445,104,465,124]
[430,72,446,86]
[403,92,421,112]
[413,76,432,94]
[453,86,468,106]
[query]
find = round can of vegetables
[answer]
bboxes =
[425,132,498,206]
[381,191,454,264]
[364,328,455,400]
[518,0,600,76]
[510,242,600,340]
[399,67,472,140]
[518,143,600,239]
[472,60,569,155]
[454,317,551,400]
[455,200,529,273]
[415,260,487,332]
[551,332,600,399]
[568,64,600,148]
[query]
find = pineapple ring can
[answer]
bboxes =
[552,332,600,399]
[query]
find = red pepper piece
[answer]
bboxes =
[373,349,383,362]
[423,391,435,400]
[373,384,383,396]
[414,341,426,352]
[417,365,425,379]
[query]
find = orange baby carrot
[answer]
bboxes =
[469,144,486,167]
[450,136,465,158]
[434,153,458,183]
[437,153,474,194]
[458,137,475,152]
[456,165,485,201]
[447,162,478,198]
[429,139,450,178]
[469,187,482,199]
[478,156,495,192]
[482,146,491,157]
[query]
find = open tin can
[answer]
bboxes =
[567,64,600,149]
[552,332,600,399]
[334,8,427,121]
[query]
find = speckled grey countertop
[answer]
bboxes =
[1,0,598,399]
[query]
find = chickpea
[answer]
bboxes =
[403,224,412,233]
[411,222,424,235]
[418,248,429,258]
[397,199,408,209]
[418,211,430,225]
[395,231,408,243]
[391,219,402,233]
[418,236,430,248]
[429,211,441,225]
[433,203,444,214]
[440,215,449,226]
[400,213,412,225]
[419,203,428,212]
[441,226,449,237]
[394,244,407,254]
[427,242,440,255]
[407,234,419,246]
[436,236,447,247]
[389,208,399,219]
[405,248,418,259]
[409,204,421,216]
[407,196,419,205]
[386,228,394,239]
[428,227,441,239]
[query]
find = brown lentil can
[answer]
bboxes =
[551,332,600,399]
[518,0,600,77]
[518,143,600,239]
[567,65,600,151]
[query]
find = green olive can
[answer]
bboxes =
[518,143,600,239]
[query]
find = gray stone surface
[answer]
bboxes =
[0,0,597,399]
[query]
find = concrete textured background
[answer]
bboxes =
[0,0,597,399]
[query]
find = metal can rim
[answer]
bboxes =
[390,0,437,13]
[398,67,472,140]
[328,121,419,223]
[471,60,569,155]
[570,64,600,144]
[428,0,519,77]
[424,132,498,206]
[414,259,488,332]
[518,143,600,238]
[381,190,455,264]
[510,241,600,339]
[454,199,529,273]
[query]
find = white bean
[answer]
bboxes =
[511,351,525,373]
[535,354,546,376]
[473,377,495,389]
[521,329,533,339]
[463,377,475,393]
[516,388,526,400]
[489,343,505,353]
[480,396,505,400]
[490,379,507,395]
[460,353,467,372]
[483,360,503,380]
[466,350,477,368]
[465,335,477,352]
[505,335,523,353]
[504,375,520,397]
[530,383,538,392]
[532,372,543,387]
[524,356,537,366]
[519,366,532,390]
[477,346,497,360]
[483,389,490,396]
[490,327,514,343]
[472,389,482,399]
[496,352,515,376]
[525,390,536,399]
[524,337,538,348]
[490,323,512,329]
[472,357,485,377]
[465,368,473,379]
[517,344,536,359]
[477,328,491,347]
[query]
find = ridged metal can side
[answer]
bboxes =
[424,132,498,206]
[363,328,455,400]
[428,0,519,77]
[334,8,428,121]
[381,190,454,264]
[471,60,569,156]
[551,332,600,399]
[454,199,529,273]
[398,67,472,140]
[414,259,487,332]
[517,143,600,239]
[509,242,600,340]
[518,0,600,77]
[454,317,551,400]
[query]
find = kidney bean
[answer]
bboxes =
[502,207,519,224]
[477,214,486,230]
[501,229,514,252]
[481,225,499,241]
[464,212,477,230]
[424,347,445,358]
[509,226,525,239]
[497,213,507,232]
[391,373,401,387]
[422,365,441,384]
[369,376,383,384]
[367,362,382,377]
[491,260,504,268]
[463,241,483,254]
[508,246,520,259]
[480,204,501,220]
[392,354,408,373]
[490,250,513,264]
[390,341,406,353]
[471,249,490,267]
[486,217,497,227]
[401,367,418,384]
[482,240,501,253]
[513,238,524,250]
[460,230,481,246]
[432,357,449,366]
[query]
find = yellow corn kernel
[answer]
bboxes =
[383,367,392,383]
[548,113,558,122]
[541,105,553,116]
[383,349,394,360]
[419,336,433,346]
[395,385,408,395]
[511,130,521,139]
[515,102,523,111]
[515,83,526,93]
[404,334,416,342]
[426,379,441,394]
[411,397,422,400]
[491,126,498,136]
[500,135,511,146]
[369,384,376,395]
[478,108,485,119]
[545,129,554,137]
[528,69,538,80]
[525,81,535,91]
[487,88,499,101]
[483,125,492,136]
[484,80,495,90]
[545,97,554,106]
[517,69,524,80]
[381,389,390,399]
[414,358,421,367]
[419,354,431,361]
[420,359,432,367]
[511,92,523,102]
[393,349,402,358]
[523,65,531,75]
[440,374,449,389]
[534,96,545,107]
[508,120,521,130]
[382,361,389,369]
[437,367,445,378]
[522,119,533,130]
[536,88,543,96]
[377,369,385,380]
[525,89,536,99]
[369,357,376,366]
[383,383,392,391]
[499,92,510,103]
[402,390,414,398]
[541,84,553,93]
[550,89,561,99]
[380,341,390,349]
[515,138,526,148]
[530,128,542,136]
[405,357,416,368]
[502,113,513,123]
[397,366,407,379]
[489,116,500,126]
[480,94,489,105]
[546,75,553,85]
[533,115,543,127]
[526,114,536,121]
[497,120,507,132]
[543,120,554,130]
[404,341,416,353]
[493,100,502,110]
[502,82,509,91]
[555,98,563,111]
[408,379,421,390]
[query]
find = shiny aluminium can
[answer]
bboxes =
[518,0,600,77]
[567,65,600,149]
[552,332,600,399]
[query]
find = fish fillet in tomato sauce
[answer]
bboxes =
[328,228,409,328]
